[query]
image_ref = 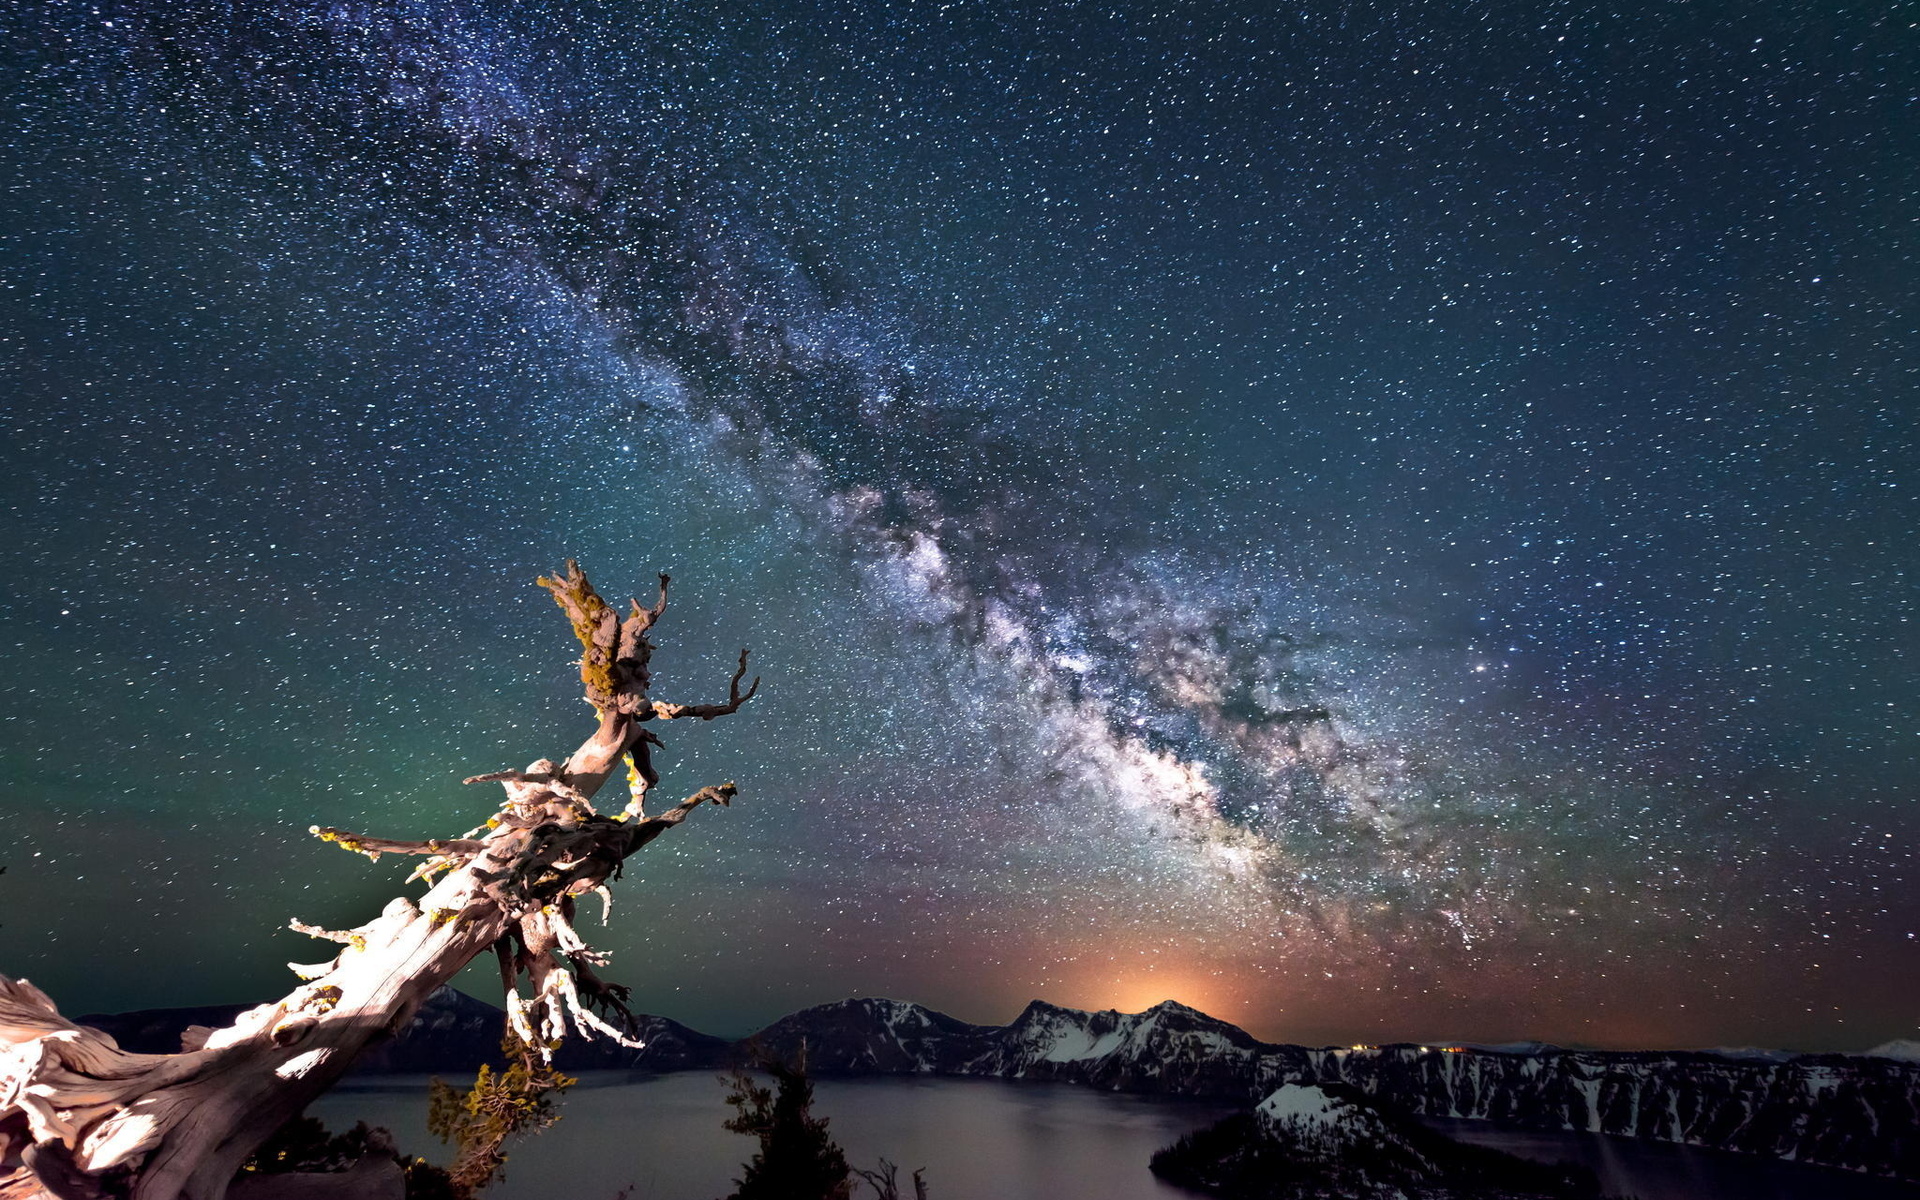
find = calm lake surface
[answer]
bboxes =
[313,1072,1237,1200]
[313,1072,1920,1200]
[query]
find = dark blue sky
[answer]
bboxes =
[1,0,1913,1050]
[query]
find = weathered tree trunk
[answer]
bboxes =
[0,563,757,1200]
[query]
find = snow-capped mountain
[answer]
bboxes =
[1863,1039,1920,1063]
[747,996,999,1073]
[973,999,1282,1096]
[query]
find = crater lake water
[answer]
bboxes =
[312,1072,1237,1200]
[311,1072,1920,1200]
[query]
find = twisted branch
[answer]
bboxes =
[309,829,488,860]
[651,650,761,721]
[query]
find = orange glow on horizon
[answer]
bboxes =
[1078,970,1244,1022]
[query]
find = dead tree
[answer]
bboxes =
[0,563,759,1200]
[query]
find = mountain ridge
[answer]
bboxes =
[78,991,1920,1182]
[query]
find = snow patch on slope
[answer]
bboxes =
[1256,1083,1345,1131]
[1040,1027,1125,1063]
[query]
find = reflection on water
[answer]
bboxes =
[311,1073,1920,1200]
[310,1072,1238,1200]
[1422,1115,1920,1200]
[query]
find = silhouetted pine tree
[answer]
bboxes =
[722,1044,853,1200]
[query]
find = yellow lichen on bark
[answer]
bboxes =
[536,560,621,713]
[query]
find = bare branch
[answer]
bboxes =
[461,767,552,786]
[308,826,486,860]
[549,967,644,1049]
[621,783,735,858]
[650,649,761,721]
[624,572,670,639]
[405,857,459,886]
[288,920,364,949]
[567,958,643,1045]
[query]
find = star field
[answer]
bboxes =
[0,0,1914,1050]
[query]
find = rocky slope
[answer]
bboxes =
[1306,1041,1920,1181]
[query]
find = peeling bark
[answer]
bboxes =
[0,563,756,1200]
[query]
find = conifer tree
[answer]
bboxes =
[722,1046,854,1200]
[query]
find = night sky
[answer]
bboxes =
[2,0,1914,1052]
